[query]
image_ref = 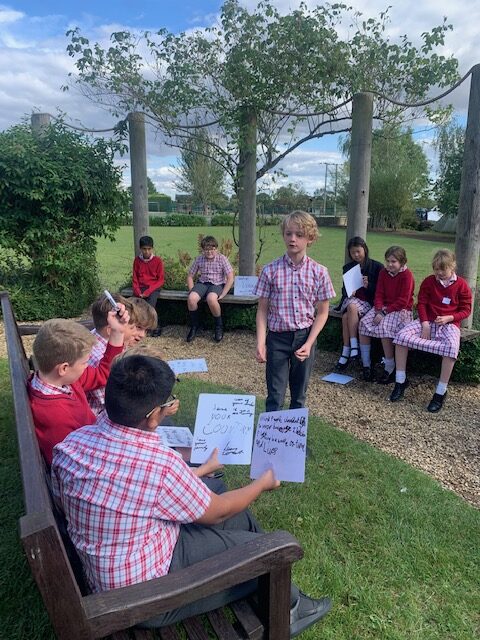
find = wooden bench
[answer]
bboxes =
[1,290,304,640]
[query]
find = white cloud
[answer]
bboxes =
[0,6,23,24]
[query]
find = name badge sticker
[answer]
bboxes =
[442,297,451,305]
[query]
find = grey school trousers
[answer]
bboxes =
[139,478,299,628]
[266,327,316,412]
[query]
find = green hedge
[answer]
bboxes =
[149,214,205,226]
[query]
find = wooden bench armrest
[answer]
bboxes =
[84,530,303,637]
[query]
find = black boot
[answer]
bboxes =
[187,310,199,342]
[214,316,223,342]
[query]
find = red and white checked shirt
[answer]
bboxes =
[86,330,108,415]
[51,414,211,592]
[188,253,233,285]
[254,254,336,332]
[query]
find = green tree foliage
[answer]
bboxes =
[146,176,157,194]
[341,125,430,229]
[0,121,128,319]
[66,0,457,191]
[65,0,457,270]
[174,130,227,214]
[434,120,465,217]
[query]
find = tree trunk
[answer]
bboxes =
[346,93,374,262]
[238,107,257,275]
[128,112,149,257]
[456,65,480,328]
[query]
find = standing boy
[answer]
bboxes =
[255,211,335,412]
[132,235,164,336]
[186,235,234,343]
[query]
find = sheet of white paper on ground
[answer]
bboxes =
[343,263,363,298]
[322,372,354,384]
[234,276,259,296]
[156,426,193,448]
[250,408,308,483]
[167,358,208,375]
[190,393,256,465]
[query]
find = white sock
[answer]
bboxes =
[384,357,395,374]
[436,382,448,396]
[338,346,350,364]
[396,370,406,384]
[360,344,371,367]
[350,337,359,349]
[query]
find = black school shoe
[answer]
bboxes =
[362,366,373,382]
[376,366,395,384]
[427,391,447,413]
[290,593,332,638]
[390,379,409,402]
[335,358,349,372]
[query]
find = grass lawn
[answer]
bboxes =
[96,225,457,297]
[1,364,478,640]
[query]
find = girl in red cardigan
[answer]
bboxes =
[359,246,415,383]
[390,249,472,412]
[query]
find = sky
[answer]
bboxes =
[1,0,478,197]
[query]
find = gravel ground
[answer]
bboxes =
[3,323,479,508]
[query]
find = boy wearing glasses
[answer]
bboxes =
[186,235,234,343]
[51,354,331,635]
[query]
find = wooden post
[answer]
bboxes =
[31,113,51,133]
[238,107,257,275]
[128,112,149,257]
[455,65,480,328]
[346,92,373,261]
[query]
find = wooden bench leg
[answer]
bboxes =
[257,566,291,640]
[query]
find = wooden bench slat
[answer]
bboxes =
[206,609,242,640]
[230,599,264,640]
[182,616,211,640]
[158,627,181,640]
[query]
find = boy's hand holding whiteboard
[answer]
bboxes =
[250,408,308,483]
[190,393,256,465]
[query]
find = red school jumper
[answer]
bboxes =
[132,255,165,297]
[28,342,123,465]
[374,268,414,313]
[416,275,472,326]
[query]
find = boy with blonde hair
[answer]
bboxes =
[28,304,129,464]
[255,211,335,411]
[87,293,158,415]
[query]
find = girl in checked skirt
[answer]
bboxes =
[335,237,383,371]
[359,246,415,383]
[389,249,472,413]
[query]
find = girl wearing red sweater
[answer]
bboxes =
[390,249,472,412]
[359,246,415,383]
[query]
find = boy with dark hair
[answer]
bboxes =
[132,235,164,337]
[87,293,158,415]
[28,305,129,465]
[186,235,234,342]
[51,354,331,634]
[255,211,335,412]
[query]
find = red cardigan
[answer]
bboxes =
[28,342,123,465]
[132,255,165,297]
[417,275,472,327]
[374,268,415,313]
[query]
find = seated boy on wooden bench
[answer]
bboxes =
[51,353,332,635]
